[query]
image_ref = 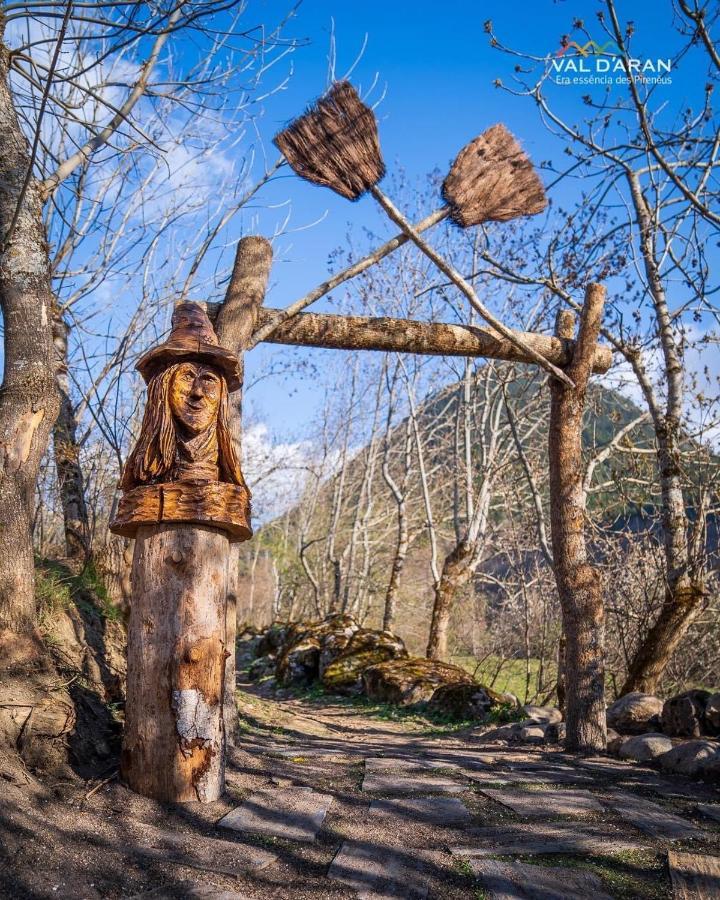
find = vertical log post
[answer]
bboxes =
[214,236,273,742]
[112,303,251,802]
[548,283,607,753]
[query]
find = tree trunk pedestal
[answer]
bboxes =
[121,523,229,803]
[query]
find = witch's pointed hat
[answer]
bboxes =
[136,301,241,391]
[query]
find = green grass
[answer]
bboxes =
[451,655,556,705]
[35,558,123,627]
[516,850,668,899]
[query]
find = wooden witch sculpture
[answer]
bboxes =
[110,302,251,803]
[111,302,251,541]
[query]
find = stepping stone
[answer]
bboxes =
[369,796,471,826]
[217,786,333,842]
[480,788,603,817]
[607,792,704,840]
[697,804,720,823]
[129,883,251,900]
[469,858,613,900]
[365,757,458,773]
[123,822,276,877]
[669,850,720,899]
[450,822,647,857]
[328,840,442,898]
[361,773,463,794]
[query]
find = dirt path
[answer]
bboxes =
[2,677,720,899]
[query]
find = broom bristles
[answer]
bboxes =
[274,81,385,201]
[442,124,547,227]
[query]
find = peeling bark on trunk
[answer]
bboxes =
[121,524,229,802]
[213,236,272,743]
[426,539,475,661]
[548,286,607,753]
[0,42,60,633]
[52,314,89,560]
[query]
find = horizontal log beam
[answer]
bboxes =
[254,308,612,374]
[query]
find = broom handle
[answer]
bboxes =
[369,185,576,389]
[247,205,450,349]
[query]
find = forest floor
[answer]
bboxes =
[3,649,720,899]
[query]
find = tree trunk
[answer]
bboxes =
[383,498,408,632]
[426,539,474,661]
[548,286,607,753]
[0,40,60,637]
[52,314,89,560]
[121,523,229,802]
[213,236,272,743]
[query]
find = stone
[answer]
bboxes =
[668,850,720,900]
[124,822,277,877]
[469,858,613,900]
[369,796,471,826]
[618,733,673,762]
[606,692,663,735]
[522,705,562,724]
[607,792,704,839]
[543,722,566,744]
[658,739,720,778]
[257,622,292,657]
[322,628,407,694]
[480,788,603,817]
[362,657,474,706]
[364,757,458,773]
[328,840,442,899]
[450,822,647,857]
[247,654,276,681]
[361,773,463,794]
[474,723,517,742]
[606,728,624,754]
[276,634,321,685]
[662,690,711,738]
[705,693,720,733]
[516,724,546,744]
[427,683,515,721]
[217,786,333,842]
[129,884,251,900]
[697,804,720,823]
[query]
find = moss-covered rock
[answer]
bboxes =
[322,629,408,695]
[257,622,294,657]
[276,634,321,685]
[427,682,516,720]
[362,656,474,706]
[247,653,276,681]
[274,614,361,686]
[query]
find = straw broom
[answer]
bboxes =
[274,82,574,388]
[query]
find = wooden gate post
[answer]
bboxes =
[548,283,607,753]
[110,302,252,802]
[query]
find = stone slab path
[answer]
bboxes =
[328,841,444,899]
[361,773,464,794]
[668,850,720,899]
[217,786,334,842]
[469,858,615,899]
[449,822,649,857]
[479,787,605,817]
[606,791,706,840]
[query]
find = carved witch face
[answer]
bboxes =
[170,362,222,437]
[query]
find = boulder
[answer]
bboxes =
[516,724,546,744]
[427,683,515,721]
[606,728,624,755]
[362,657,474,706]
[247,654,276,681]
[658,740,720,779]
[706,693,720,733]
[606,692,663,735]
[544,722,566,744]
[618,733,673,762]
[257,622,293,658]
[276,635,321,685]
[661,690,711,738]
[476,723,517,742]
[322,629,407,695]
[522,705,562,725]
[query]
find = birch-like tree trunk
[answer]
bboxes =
[0,40,60,637]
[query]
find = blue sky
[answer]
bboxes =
[219,0,713,443]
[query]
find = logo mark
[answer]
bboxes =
[557,40,621,58]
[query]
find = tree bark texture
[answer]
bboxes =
[426,539,475,661]
[52,314,89,559]
[255,307,612,373]
[0,42,60,633]
[548,286,607,753]
[213,236,273,742]
[121,524,229,802]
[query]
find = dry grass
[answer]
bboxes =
[442,124,547,227]
[274,81,385,200]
